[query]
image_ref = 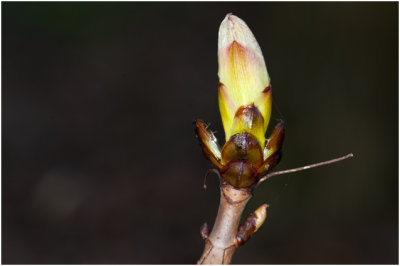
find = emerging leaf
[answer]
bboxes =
[218,14,272,142]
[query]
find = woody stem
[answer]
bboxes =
[258,153,354,184]
[198,184,251,264]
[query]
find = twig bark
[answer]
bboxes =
[258,153,354,184]
[198,184,251,264]
[197,153,354,264]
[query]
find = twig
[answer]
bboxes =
[198,153,354,264]
[258,153,354,184]
[198,184,252,264]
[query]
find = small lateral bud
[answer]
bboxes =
[235,204,269,247]
[200,222,210,240]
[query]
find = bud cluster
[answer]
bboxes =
[194,14,285,188]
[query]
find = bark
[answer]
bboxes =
[198,184,251,264]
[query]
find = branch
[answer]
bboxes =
[197,153,353,264]
[258,153,354,185]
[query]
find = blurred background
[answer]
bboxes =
[2,2,398,264]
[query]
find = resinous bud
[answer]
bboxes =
[235,204,269,246]
[218,14,272,144]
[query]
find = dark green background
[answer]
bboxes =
[2,2,398,264]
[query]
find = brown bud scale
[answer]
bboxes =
[235,213,258,247]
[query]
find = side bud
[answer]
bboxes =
[200,222,210,240]
[235,204,269,247]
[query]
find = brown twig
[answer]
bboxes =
[258,153,354,185]
[198,184,251,264]
[198,153,354,264]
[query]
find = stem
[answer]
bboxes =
[198,184,251,264]
[258,153,354,184]
[197,153,354,264]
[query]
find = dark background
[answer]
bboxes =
[2,2,398,264]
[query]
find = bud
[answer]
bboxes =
[194,14,284,189]
[218,14,272,144]
[235,204,269,246]
[200,222,210,240]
